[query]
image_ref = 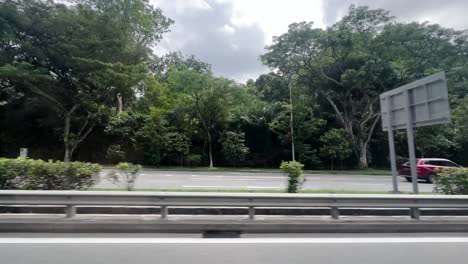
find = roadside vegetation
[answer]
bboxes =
[0,158,101,190]
[434,168,468,195]
[1,1,468,172]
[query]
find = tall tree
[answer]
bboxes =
[219,131,249,167]
[0,0,172,161]
[168,70,236,167]
[262,5,468,168]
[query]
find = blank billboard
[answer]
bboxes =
[380,72,449,131]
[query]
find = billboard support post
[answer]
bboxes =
[385,99,399,193]
[404,89,419,194]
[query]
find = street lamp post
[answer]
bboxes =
[289,80,295,161]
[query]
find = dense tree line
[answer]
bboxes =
[1,1,468,169]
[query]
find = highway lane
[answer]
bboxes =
[97,169,434,192]
[1,234,467,264]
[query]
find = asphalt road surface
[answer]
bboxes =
[1,234,467,264]
[97,169,434,192]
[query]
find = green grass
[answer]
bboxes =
[90,188,429,195]
[102,165,390,175]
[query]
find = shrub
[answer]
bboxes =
[0,158,101,190]
[280,161,305,193]
[0,158,33,189]
[107,162,142,191]
[434,168,468,195]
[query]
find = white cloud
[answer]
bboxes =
[226,0,324,44]
[151,0,468,83]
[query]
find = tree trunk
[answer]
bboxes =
[331,159,334,170]
[117,93,123,113]
[63,112,72,162]
[64,145,71,162]
[208,132,213,168]
[358,145,368,169]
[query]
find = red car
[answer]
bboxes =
[399,158,461,183]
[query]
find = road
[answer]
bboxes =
[1,233,467,264]
[97,169,434,192]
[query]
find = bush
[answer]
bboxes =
[0,158,101,190]
[0,158,33,189]
[107,162,142,191]
[434,168,468,194]
[280,161,305,193]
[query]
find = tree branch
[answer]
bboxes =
[365,113,381,145]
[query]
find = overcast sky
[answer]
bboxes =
[151,0,468,83]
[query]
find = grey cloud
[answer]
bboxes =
[153,0,268,82]
[323,0,468,29]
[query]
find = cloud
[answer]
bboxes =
[152,0,268,82]
[322,0,468,29]
[151,0,467,83]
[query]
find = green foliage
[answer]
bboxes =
[434,168,468,195]
[262,5,468,168]
[107,162,142,191]
[414,126,453,158]
[280,161,305,193]
[186,154,202,166]
[319,129,352,169]
[162,132,191,166]
[220,131,250,166]
[167,69,239,167]
[0,158,101,190]
[0,0,172,161]
[106,145,127,163]
[1,2,468,170]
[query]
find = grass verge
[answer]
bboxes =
[102,166,390,175]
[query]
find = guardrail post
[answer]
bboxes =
[160,206,168,219]
[410,208,420,220]
[331,207,339,219]
[248,206,255,220]
[65,205,76,218]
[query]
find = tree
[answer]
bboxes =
[262,5,468,168]
[151,52,212,79]
[168,69,236,168]
[414,126,453,158]
[0,0,172,161]
[220,131,249,167]
[319,129,352,169]
[162,132,190,166]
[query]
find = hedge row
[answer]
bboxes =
[434,168,468,195]
[0,158,101,190]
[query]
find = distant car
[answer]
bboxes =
[399,158,461,183]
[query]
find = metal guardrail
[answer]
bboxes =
[1,190,468,220]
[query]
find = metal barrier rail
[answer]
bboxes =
[1,190,468,220]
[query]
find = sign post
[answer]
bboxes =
[385,99,399,193]
[380,72,450,196]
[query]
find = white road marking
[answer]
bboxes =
[182,185,246,188]
[190,176,283,179]
[2,237,468,244]
[246,186,281,189]
[348,183,386,186]
[182,185,279,189]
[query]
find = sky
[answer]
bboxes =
[151,0,468,83]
